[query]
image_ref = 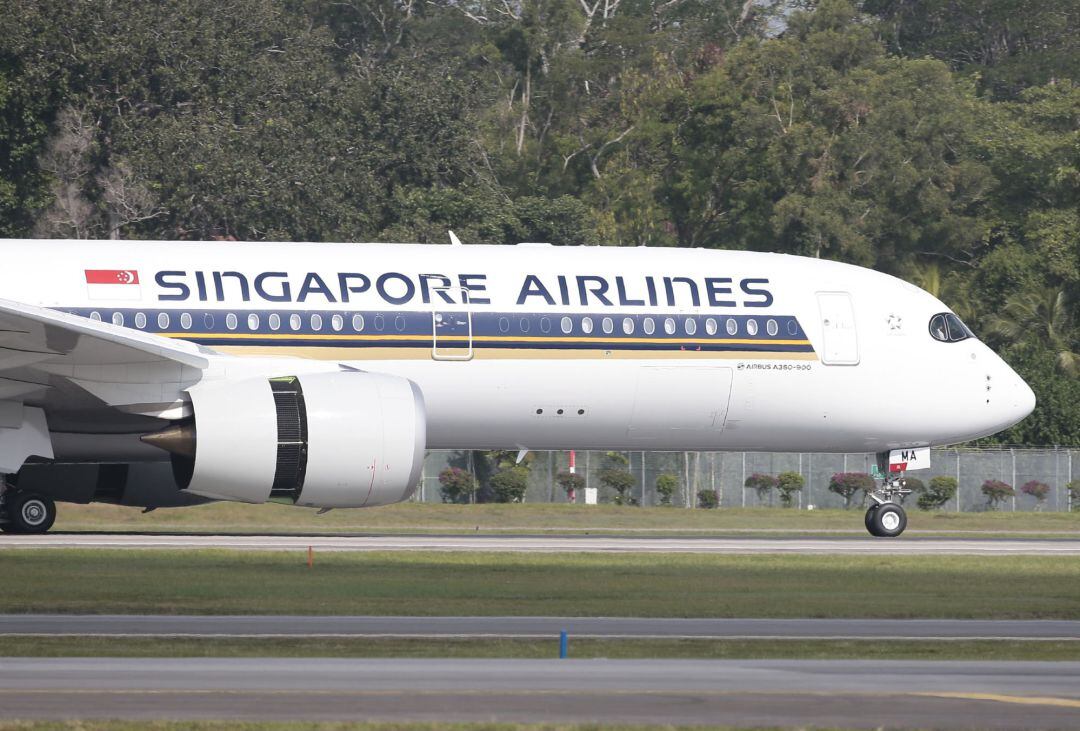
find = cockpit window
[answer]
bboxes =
[929,313,973,342]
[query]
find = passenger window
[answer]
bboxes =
[135,312,147,329]
[269,313,281,331]
[289,313,302,331]
[767,319,778,336]
[204,313,215,330]
[311,314,323,332]
[622,317,635,335]
[395,315,405,332]
[352,314,365,332]
[747,319,758,336]
[664,317,676,335]
[725,318,738,336]
[684,317,697,336]
[581,316,594,334]
[929,314,949,342]
[498,317,510,334]
[706,318,718,336]
[332,314,344,332]
[602,317,614,335]
[540,317,552,334]
[226,313,238,331]
[181,313,193,330]
[560,316,573,334]
[519,317,531,334]
[158,312,170,330]
[247,313,260,331]
[374,314,385,332]
[90,311,102,322]
[111,312,124,327]
[643,317,656,335]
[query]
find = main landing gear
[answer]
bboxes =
[0,479,56,534]
[863,456,912,538]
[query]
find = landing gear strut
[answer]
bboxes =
[0,479,56,534]
[863,455,912,538]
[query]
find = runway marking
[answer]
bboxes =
[919,692,1080,709]
[3,632,1079,641]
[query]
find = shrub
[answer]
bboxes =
[744,473,778,503]
[1020,480,1051,506]
[598,452,636,505]
[981,479,1015,509]
[655,473,679,506]
[555,471,585,501]
[775,471,805,508]
[490,466,529,503]
[697,488,719,509]
[901,476,924,505]
[916,476,957,511]
[437,467,475,504]
[828,472,874,509]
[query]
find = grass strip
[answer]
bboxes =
[2,549,1079,618]
[50,501,1080,536]
[0,723,807,731]
[1,636,1078,661]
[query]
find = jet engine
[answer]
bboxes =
[145,371,426,508]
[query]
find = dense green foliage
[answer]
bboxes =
[1,0,1076,442]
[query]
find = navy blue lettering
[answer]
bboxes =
[419,274,455,305]
[663,277,700,307]
[645,277,658,306]
[298,272,337,303]
[615,276,645,306]
[557,276,570,306]
[337,273,370,303]
[254,272,291,302]
[740,278,773,308]
[516,275,555,305]
[213,272,250,302]
[458,274,490,304]
[195,271,208,301]
[156,271,190,301]
[577,276,613,306]
[704,277,735,307]
[377,272,415,305]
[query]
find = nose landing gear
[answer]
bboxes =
[864,456,913,538]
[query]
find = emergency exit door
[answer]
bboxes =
[431,310,473,360]
[816,292,859,365]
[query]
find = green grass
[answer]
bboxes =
[49,501,1080,536]
[2,549,1079,618]
[0,724,811,731]
[2,636,1077,661]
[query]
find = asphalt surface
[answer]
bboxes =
[3,614,1080,640]
[2,658,1079,727]
[5,532,1080,554]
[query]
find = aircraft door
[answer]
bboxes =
[431,309,473,360]
[816,292,859,365]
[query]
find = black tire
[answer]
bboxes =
[864,505,882,537]
[870,503,907,538]
[7,492,56,534]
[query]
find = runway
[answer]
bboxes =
[3,614,1079,640]
[5,532,1080,554]
[2,658,1079,727]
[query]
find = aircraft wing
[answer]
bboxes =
[0,296,209,417]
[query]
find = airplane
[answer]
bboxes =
[0,237,1035,537]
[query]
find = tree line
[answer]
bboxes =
[1,0,1076,443]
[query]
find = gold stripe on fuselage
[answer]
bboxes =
[211,345,819,361]
[166,332,814,347]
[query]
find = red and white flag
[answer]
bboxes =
[85,269,141,301]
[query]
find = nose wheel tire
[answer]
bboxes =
[1,492,56,534]
[865,502,906,538]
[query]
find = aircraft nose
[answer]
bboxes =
[1012,371,1037,422]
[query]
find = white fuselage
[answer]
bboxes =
[0,240,1035,457]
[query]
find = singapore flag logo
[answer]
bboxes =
[85,269,142,301]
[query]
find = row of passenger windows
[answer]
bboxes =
[86,310,797,338]
[498,315,794,338]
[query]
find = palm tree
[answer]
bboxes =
[986,288,1078,376]
[903,260,977,323]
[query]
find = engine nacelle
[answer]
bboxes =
[173,371,426,508]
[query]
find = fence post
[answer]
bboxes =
[741,452,746,507]
[1011,448,1017,512]
[955,449,961,512]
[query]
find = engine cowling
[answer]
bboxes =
[166,371,426,508]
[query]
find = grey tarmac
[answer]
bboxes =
[3,614,1080,640]
[5,532,1080,554]
[1,658,1079,728]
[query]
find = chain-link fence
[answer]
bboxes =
[416,447,1080,512]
